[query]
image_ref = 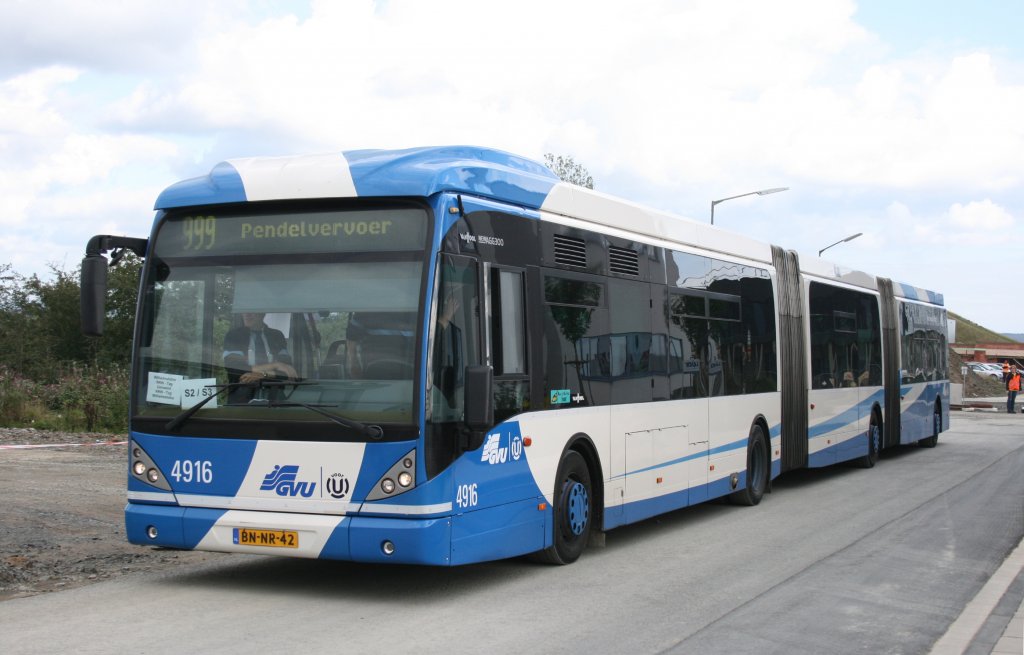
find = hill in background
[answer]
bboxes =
[948,311,1019,344]
[1004,333,1024,342]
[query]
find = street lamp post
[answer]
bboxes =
[818,232,863,257]
[710,187,788,225]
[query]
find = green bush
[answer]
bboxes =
[0,363,130,433]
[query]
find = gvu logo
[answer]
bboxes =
[481,433,508,465]
[260,465,316,498]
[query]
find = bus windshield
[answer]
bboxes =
[133,205,429,439]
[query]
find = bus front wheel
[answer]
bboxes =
[730,423,768,506]
[536,450,593,565]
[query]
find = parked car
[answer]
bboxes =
[968,363,1003,380]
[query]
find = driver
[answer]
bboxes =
[223,312,298,385]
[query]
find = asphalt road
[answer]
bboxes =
[1,411,1021,655]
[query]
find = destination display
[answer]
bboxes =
[155,207,428,257]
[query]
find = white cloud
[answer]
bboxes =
[885,201,914,221]
[0,0,259,76]
[947,199,1014,230]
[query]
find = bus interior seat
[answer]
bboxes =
[319,340,347,379]
[359,334,413,379]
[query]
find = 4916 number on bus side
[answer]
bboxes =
[456,483,478,508]
[171,459,213,484]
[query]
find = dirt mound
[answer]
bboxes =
[948,349,1006,397]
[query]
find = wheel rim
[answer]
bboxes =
[565,481,589,536]
[933,413,940,436]
[870,421,880,455]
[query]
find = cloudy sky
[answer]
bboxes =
[2,0,1022,333]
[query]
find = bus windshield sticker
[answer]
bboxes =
[179,378,218,410]
[146,372,183,405]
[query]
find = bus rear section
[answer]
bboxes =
[892,289,949,447]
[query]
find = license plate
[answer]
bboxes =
[232,527,299,548]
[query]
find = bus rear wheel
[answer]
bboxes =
[535,450,592,565]
[730,423,768,506]
[919,406,940,448]
[858,410,881,468]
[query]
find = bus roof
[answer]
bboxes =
[153,145,943,307]
[154,146,559,211]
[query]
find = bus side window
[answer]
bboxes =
[431,256,480,418]
[490,268,529,422]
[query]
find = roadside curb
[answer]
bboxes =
[928,537,1024,654]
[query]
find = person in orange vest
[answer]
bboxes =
[1002,361,1010,383]
[1006,365,1021,413]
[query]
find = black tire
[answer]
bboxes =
[919,406,940,448]
[730,423,768,506]
[534,450,593,565]
[858,410,881,468]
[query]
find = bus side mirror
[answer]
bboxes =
[81,254,108,337]
[463,365,494,446]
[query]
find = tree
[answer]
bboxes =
[0,256,142,379]
[543,153,594,189]
[0,264,41,375]
[23,267,92,375]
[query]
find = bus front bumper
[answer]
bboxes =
[125,503,455,565]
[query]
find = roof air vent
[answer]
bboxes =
[609,246,640,276]
[553,234,587,268]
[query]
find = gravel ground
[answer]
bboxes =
[0,427,226,601]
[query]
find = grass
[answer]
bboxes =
[949,311,1018,344]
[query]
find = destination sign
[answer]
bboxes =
[155,207,428,257]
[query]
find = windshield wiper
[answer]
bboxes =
[163,379,383,439]
[164,379,310,432]
[261,400,383,439]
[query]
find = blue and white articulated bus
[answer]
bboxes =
[80,146,949,566]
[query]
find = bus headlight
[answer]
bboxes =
[128,441,172,491]
[366,449,417,501]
